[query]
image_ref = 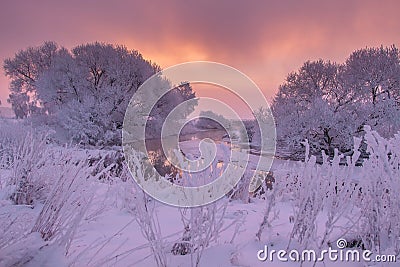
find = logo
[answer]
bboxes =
[122,61,276,207]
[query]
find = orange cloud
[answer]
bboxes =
[1,1,400,108]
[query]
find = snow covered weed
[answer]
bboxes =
[121,151,168,267]
[262,126,400,259]
[31,156,97,254]
[171,148,246,267]
[0,119,26,169]
[356,126,400,254]
[0,123,51,205]
[118,148,245,267]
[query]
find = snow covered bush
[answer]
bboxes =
[170,146,243,267]
[4,127,50,205]
[260,139,361,252]
[285,144,328,249]
[121,151,168,267]
[173,202,230,267]
[120,143,245,266]
[0,120,28,169]
[255,181,278,241]
[31,151,104,255]
[356,126,400,254]
[262,126,400,259]
[131,186,168,267]
[228,168,253,203]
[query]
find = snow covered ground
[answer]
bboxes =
[0,172,370,267]
[0,126,399,266]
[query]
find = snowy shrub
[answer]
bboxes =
[87,149,125,181]
[242,120,256,143]
[231,169,275,203]
[256,183,278,241]
[0,120,27,169]
[267,127,400,258]
[356,126,400,254]
[173,202,229,267]
[275,139,361,251]
[31,153,101,255]
[132,189,167,267]
[121,145,245,267]
[171,147,243,267]
[122,151,168,267]
[4,128,50,205]
[228,168,253,203]
[312,143,362,251]
[250,171,275,198]
[287,149,325,249]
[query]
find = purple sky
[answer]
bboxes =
[1,0,400,109]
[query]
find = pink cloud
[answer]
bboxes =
[1,1,400,107]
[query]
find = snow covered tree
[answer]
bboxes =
[195,110,231,130]
[344,45,400,137]
[272,46,400,157]
[5,42,196,145]
[272,60,357,157]
[36,42,161,145]
[146,81,196,140]
[4,41,62,118]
